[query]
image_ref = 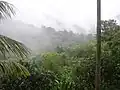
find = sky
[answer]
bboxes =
[5,0,120,30]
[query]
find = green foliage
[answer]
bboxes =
[0,60,30,77]
[1,14,120,90]
[2,71,57,90]
[0,35,30,59]
[4,1,120,90]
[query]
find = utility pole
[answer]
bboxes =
[95,0,101,90]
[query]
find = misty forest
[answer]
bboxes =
[0,1,120,90]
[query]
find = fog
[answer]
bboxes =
[5,0,120,31]
[1,0,120,53]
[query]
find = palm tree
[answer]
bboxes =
[0,1,30,77]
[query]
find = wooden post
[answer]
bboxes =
[95,0,101,90]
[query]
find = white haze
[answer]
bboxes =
[4,0,120,32]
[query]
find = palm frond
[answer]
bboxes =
[0,1,30,58]
[0,1,15,20]
[0,60,30,77]
[0,1,30,77]
[0,35,30,59]
[0,35,30,77]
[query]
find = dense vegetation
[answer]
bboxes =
[1,19,120,90]
[0,1,120,90]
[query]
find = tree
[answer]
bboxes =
[0,1,30,77]
[101,19,120,42]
